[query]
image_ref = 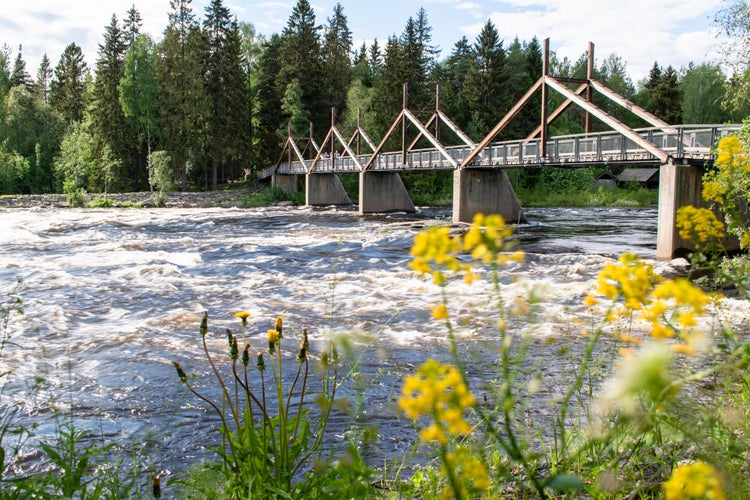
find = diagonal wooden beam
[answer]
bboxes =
[332,126,364,170]
[407,113,438,151]
[545,75,669,162]
[589,79,674,130]
[437,110,476,147]
[525,83,588,141]
[404,109,458,168]
[461,77,544,167]
[364,109,406,171]
[309,128,334,173]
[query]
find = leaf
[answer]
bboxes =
[545,473,585,491]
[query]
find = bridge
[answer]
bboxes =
[258,39,741,259]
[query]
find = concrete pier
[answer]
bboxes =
[358,171,415,213]
[656,162,739,259]
[272,174,299,193]
[305,173,352,206]
[452,168,526,224]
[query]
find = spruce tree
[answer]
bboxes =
[463,20,508,139]
[91,14,137,190]
[254,34,283,168]
[50,43,89,124]
[278,0,324,137]
[123,5,143,48]
[157,0,206,191]
[10,46,32,90]
[34,54,53,105]
[322,3,352,121]
[203,0,250,189]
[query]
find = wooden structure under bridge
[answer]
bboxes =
[259,39,741,259]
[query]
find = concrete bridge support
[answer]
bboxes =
[452,168,526,224]
[305,173,352,206]
[656,163,740,259]
[359,171,416,213]
[272,174,299,193]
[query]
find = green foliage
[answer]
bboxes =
[0,142,30,194]
[87,196,114,208]
[149,150,174,193]
[66,188,86,207]
[280,78,310,138]
[240,185,303,207]
[54,121,119,194]
[173,313,342,497]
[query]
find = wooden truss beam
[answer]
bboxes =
[461,77,544,167]
[544,75,670,162]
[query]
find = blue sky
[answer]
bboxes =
[1,0,727,84]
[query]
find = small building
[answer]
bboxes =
[594,172,617,189]
[617,168,659,189]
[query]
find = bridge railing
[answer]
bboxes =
[266,124,741,176]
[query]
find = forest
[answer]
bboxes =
[0,0,746,197]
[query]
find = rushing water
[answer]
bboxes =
[0,205,666,487]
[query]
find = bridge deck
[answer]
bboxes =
[261,124,739,178]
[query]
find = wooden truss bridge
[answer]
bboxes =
[259,39,741,259]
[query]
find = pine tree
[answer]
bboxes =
[50,43,89,124]
[649,65,682,124]
[440,36,473,130]
[0,45,11,98]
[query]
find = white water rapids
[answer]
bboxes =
[0,205,747,489]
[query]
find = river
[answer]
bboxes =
[0,205,711,489]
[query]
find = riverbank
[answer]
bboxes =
[0,189,261,209]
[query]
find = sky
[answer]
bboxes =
[0,0,729,85]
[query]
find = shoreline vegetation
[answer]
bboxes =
[0,182,658,210]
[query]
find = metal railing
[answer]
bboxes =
[264,124,741,177]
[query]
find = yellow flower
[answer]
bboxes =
[440,447,491,499]
[663,462,725,500]
[431,304,449,320]
[234,311,251,326]
[267,329,279,343]
[398,359,475,445]
[676,206,724,245]
[275,316,283,337]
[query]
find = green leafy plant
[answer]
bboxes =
[173,312,340,498]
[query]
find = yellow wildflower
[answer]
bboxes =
[234,311,251,321]
[676,206,724,245]
[431,304,449,320]
[267,329,279,344]
[439,447,491,499]
[398,359,475,444]
[663,462,725,500]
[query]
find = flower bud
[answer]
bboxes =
[257,353,265,371]
[297,328,309,362]
[230,336,239,360]
[242,345,250,367]
[173,361,187,383]
[200,312,208,337]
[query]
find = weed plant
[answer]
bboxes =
[399,212,749,498]
[172,312,344,498]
